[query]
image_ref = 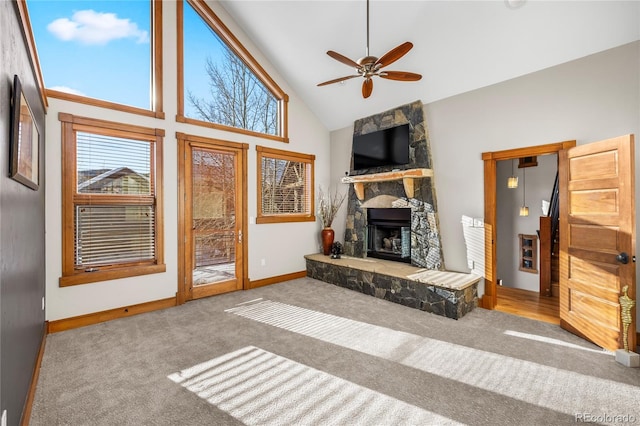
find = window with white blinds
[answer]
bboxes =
[75,205,155,267]
[256,146,315,224]
[59,113,165,286]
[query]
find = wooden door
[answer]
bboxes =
[558,135,636,351]
[178,134,248,302]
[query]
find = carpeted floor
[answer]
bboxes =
[30,278,640,425]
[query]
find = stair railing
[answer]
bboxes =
[548,172,559,254]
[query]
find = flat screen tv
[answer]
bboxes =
[352,123,410,171]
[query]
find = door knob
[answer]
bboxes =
[616,252,629,264]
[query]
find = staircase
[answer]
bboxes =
[540,172,560,297]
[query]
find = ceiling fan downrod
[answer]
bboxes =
[366,0,370,58]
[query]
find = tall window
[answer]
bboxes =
[257,146,314,224]
[59,113,165,286]
[179,0,288,142]
[27,0,163,117]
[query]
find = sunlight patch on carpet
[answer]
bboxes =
[503,330,608,354]
[168,346,461,426]
[226,300,640,418]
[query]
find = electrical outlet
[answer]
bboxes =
[2,409,7,426]
[260,259,266,266]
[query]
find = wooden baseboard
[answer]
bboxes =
[247,270,307,289]
[47,270,308,333]
[20,322,47,426]
[47,296,177,333]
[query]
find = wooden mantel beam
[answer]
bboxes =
[341,168,434,201]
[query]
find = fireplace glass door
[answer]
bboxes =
[366,208,411,263]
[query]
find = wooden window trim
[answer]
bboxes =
[177,0,289,142]
[256,145,315,224]
[59,113,165,287]
[42,0,164,119]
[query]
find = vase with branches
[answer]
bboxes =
[317,186,346,255]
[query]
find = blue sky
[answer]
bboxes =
[182,2,227,118]
[27,0,152,109]
[26,0,225,113]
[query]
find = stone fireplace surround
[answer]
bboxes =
[305,101,480,319]
[343,100,443,270]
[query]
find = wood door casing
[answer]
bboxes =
[177,133,248,304]
[481,141,576,309]
[559,135,636,351]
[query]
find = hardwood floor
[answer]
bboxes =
[495,286,560,325]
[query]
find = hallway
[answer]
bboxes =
[496,286,559,324]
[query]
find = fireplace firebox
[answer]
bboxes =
[366,208,411,263]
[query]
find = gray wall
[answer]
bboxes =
[0,2,46,425]
[331,40,640,328]
[496,154,557,292]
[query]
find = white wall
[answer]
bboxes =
[44,1,329,321]
[328,126,355,247]
[496,154,557,292]
[330,41,639,327]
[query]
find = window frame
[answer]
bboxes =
[43,0,164,119]
[256,145,315,224]
[177,0,289,143]
[59,113,165,287]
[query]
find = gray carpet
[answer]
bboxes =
[30,278,640,425]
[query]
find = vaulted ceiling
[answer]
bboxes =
[219,1,640,131]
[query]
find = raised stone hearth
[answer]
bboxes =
[305,254,480,319]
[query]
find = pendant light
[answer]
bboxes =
[519,167,529,216]
[507,159,518,188]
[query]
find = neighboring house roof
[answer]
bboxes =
[77,167,149,191]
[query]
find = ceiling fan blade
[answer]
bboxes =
[362,78,373,98]
[379,71,422,81]
[327,50,361,69]
[374,42,413,68]
[317,75,360,87]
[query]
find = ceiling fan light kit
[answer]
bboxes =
[317,0,422,98]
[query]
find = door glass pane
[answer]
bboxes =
[192,148,236,285]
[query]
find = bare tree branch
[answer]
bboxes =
[188,49,278,135]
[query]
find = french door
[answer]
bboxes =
[178,133,248,302]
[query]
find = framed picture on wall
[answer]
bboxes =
[9,74,39,190]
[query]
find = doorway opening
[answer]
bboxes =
[482,141,576,322]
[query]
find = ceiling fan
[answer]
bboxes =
[317,0,422,99]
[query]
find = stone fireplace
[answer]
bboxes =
[343,100,444,270]
[305,101,479,320]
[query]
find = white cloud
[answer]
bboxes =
[48,86,86,96]
[47,10,149,45]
